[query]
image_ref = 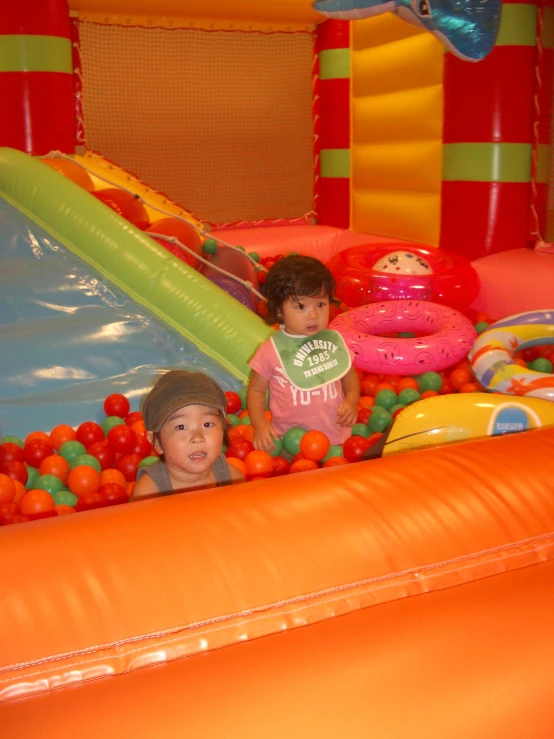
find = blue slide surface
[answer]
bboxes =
[0,198,241,440]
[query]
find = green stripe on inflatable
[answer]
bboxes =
[0,148,271,382]
[0,35,72,73]
[495,4,537,47]
[538,144,551,184]
[320,148,350,178]
[319,49,351,80]
[442,143,531,183]
[543,9,554,51]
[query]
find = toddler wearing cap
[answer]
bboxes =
[131,370,244,500]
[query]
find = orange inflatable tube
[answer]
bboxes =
[1,428,554,737]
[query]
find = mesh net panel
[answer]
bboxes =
[79,21,315,226]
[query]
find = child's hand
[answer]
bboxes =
[337,400,358,427]
[253,422,279,453]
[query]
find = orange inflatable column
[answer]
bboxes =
[441,0,539,260]
[315,20,350,228]
[0,1,76,154]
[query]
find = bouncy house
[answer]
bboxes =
[2,0,554,737]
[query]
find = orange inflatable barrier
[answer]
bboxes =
[1,428,554,737]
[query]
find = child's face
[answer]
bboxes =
[279,292,330,336]
[154,404,224,479]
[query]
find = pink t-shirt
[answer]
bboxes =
[249,334,352,445]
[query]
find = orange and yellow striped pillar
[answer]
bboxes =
[0,0,75,154]
[440,0,544,260]
[315,20,350,228]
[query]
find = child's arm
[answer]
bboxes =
[130,472,160,501]
[247,370,278,453]
[337,366,360,427]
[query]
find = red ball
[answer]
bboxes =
[98,482,128,506]
[0,442,25,465]
[342,435,372,463]
[125,411,143,426]
[107,424,137,454]
[0,460,28,485]
[76,421,104,447]
[272,456,291,476]
[92,188,150,229]
[225,439,254,461]
[87,441,116,471]
[23,439,53,468]
[225,391,242,415]
[75,491,108,512]
[131,435,152,459]
[0,501,19,525]
[115,453,143,482]
[356,408,372,425]
[299,430,330,462]
[104,393,131,419]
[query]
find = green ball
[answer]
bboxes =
[474,321,490,334]
[418,371,443,393]
[202,238,218,255]
[390,404,406,415]
[53,490,78,507]
[397,332,415,338]
[101,415,125,435]
[25,465,39,490]
[227,414,241,426]
[368,407,392,433]
[139,456,160,468]
[530,357,553,374]
[2,435,24,448]
[249,252,261,263]
[351,423,371,438]
[238,387,248,410]
[374,388,397,411]
[283,427,307,455]
[236,245,246,252]
[70,454,102,474]
[322,444,343,462]
[269,436,284,457]
[35,474,64,496]
[397,388,420,406]
[239,416,251,425]
[289,251,299,256]
[59,440,87,463]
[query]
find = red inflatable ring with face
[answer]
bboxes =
[327,244,479,311]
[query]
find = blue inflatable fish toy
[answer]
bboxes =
[312,0,501,61]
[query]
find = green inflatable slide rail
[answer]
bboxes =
[0,148,272,382]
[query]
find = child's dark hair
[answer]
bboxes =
[264,255,336,324]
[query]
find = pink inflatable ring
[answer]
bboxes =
[330,300,477,375]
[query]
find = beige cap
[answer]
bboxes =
[142,370,227,432]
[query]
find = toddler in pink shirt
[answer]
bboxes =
[247,255,360,451]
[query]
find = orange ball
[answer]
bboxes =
[25,430,50,445]
[449,368,473,390]
[241,425,255,443]
[100,468,127,488]
[19,489,56,519]
[0,474,16,503]
[244,450,274,478]
[39,454,70,485]
[322,457,349,468]
[49,424,76,450]
[458,382,480,393]
[56,504,76,516]
[67,465,101,496]
[130,420,146,437]
[420,390,439,399]
[226,457,248,478]
[358,396,375,410]
[41,157,95,192]
[238,410,250,420]
[289,459,319,474]
[299,430,330,462]
[12,479,26,504]
[374,382,396,395]
[397,377,419,392]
